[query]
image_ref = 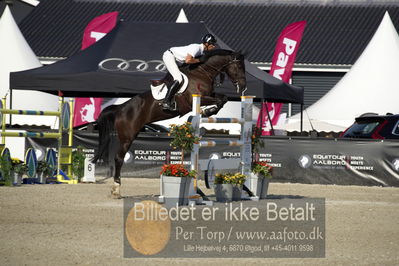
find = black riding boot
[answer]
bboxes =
[162,80,180,111]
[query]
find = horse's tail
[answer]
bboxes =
[92,105,118,164]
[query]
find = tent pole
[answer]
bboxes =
[9,89,12,126]
[265,101,275,136]
[300,104,303,132]
[260,99,264,134]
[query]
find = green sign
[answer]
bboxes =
[62,102,70,130]
[45,149,57,177]
[25,148,38,178]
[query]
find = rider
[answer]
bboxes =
[161,33,217,110]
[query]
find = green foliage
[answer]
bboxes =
[0,154,12,186]
[37,161,52,177]
[72,146,85,181]
[252,161,273,178]
[11,158,28,176]
[214,172,246,185]
[251,126,264,153]
[169,122,200,163]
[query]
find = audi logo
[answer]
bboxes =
[98,58,167,73]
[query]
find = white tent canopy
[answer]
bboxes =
[176,8,188,23]
[284,119,347,132]
[286,11,399,132]
[0,5,58,127]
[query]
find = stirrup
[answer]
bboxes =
[161,101,177,111]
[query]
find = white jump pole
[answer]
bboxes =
[189,94,254,200]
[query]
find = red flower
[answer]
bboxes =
[160,164,194,177]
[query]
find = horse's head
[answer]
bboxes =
[223,51,247,94]
[198,49,247,94]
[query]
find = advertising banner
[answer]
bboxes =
[257,21,306,135]
[73,12,118,127]
[73,97,103,127]
[81,11,119,50]
[26,133,399,187]
[258,138,399,186]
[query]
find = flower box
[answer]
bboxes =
[232,185,243,201]
[251,162,273,198]
[11,171,22,186]
[214,172,246,202]
[159,164,195,207]
[161,175,192,207]
[214,183,233,202]
[249,172,270,199]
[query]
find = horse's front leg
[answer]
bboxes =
[200,94,228,117]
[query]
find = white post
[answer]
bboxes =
[241,96,255,198]
[240,96,254,178]
[189,94,201,199]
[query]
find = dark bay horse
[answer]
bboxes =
[92,49,247,198]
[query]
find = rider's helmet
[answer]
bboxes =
[201,34,217,45]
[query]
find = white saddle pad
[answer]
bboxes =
[150,73,188,100]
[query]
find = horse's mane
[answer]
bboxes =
[203,49,235,57]
[181,49,240,72]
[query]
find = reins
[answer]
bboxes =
[197,56,242,83]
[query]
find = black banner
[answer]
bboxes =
[259,137,399,187]
[26,133,399,187]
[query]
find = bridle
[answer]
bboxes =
[226,57,247,94]
[198,55,246,93]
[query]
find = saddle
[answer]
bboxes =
[150,72,189,101]
[150,74,174,87]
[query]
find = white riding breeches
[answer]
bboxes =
[162,50,183,83]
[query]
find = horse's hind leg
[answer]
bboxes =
[111,140,133,199]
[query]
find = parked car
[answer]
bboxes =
[340,114,399,139]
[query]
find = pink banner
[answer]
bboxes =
[73,98,103,127]
[81,11,118,50]
[257,21,306,135]
[73,12,118,127]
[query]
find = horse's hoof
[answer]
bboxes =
[111,183,121,199]
[111,192,122,199]
[202,106,218,117]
